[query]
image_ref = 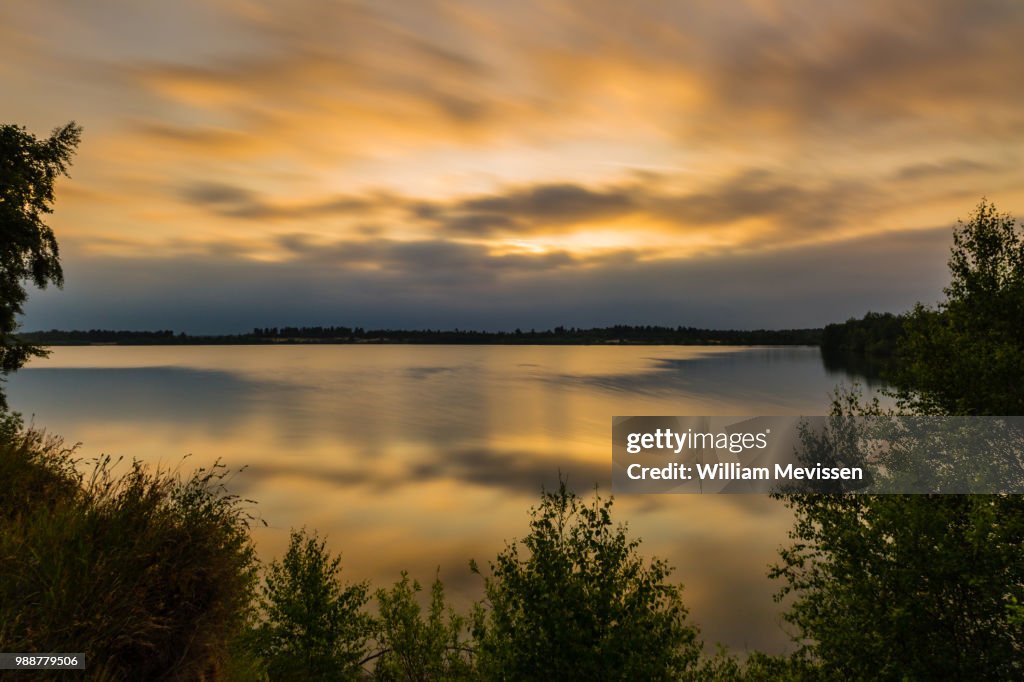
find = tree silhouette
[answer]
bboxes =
[896,199,1024,415]
[773,200,1024,679]
[470,481,701,680]
[0,122,81,404]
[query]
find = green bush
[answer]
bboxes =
[0,413,80,519]
[471,481,701,681]
[896,199,1024,415]
[0,416,259,681]
[372,572,473,680]
[252,528,371,680]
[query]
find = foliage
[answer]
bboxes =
[470,481,701,681]
[0,412,80,516]
[772,489,1023,680]
[772,390,1024,679]
[253,528,371,680]
[772,200,1024,679]
[737,651,819,681]
[371,571,473,680]
[818,312,903,385]
[0,418,259,681]
[896,199,1024,415]
[690,648,815,682]
[820,312,905,357]
[689,646,747,681]
[0,122,81,398]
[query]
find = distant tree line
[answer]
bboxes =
[17,329,184,344]
[18,324,823,347]
[818,312,906,383]
[819,312,905,357]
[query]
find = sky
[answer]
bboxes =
[4,0,1023,333]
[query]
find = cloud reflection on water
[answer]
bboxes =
[7,345,875,654]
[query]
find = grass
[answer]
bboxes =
[0,413,259,681]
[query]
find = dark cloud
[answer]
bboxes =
[894,159,1001,182]
[441,212,520,235]
[182,170,889,239]
[686,0,1024,140]
[651,169,878,233]
[181,181,381,220]
[269,236,580,288]
[421,88,491,124]
[182,181,256,205]
[458,183,636,225]
[181,179,639,233]
[405,34,489,76]
[25,226,952,334]
[135,122,255,150]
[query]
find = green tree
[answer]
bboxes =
[253,528,371,680]
[772,200,1024,680]
[771,488,1024,680]
[0,122,81,398]
[896,199,1024,415]
[371,571,473,680]
[470,481,701,681]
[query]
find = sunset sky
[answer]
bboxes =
[5,0,1023,332]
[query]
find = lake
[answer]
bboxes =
[7,345,877,654]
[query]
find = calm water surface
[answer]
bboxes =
[8,345,877,654]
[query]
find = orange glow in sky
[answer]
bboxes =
[4,0,1022,331]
